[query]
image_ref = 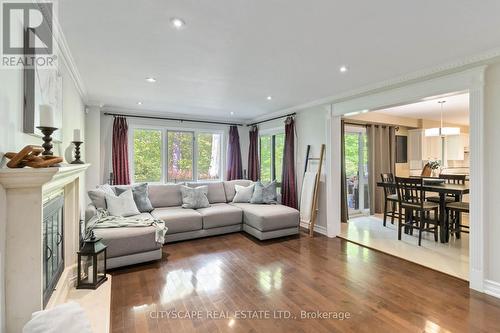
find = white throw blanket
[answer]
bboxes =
[88,209,167,244]
[23,301,93,333]
[300,171,318,223]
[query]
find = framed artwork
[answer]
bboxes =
[396,135,408,163]
[24,65,63,142]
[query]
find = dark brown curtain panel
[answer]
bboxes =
[247,125,260,181]
[367,124,396,214]
[281,116,297,209]
[226,125,243,180]
[112,116,130,185]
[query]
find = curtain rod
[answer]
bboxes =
[343,120,399,130]
[247,112,296,127]
[103,112,244,127]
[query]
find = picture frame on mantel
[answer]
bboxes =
[23,44,63,141]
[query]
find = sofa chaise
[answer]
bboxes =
[85,180,300,269]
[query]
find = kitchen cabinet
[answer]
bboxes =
[408,129,469,162]
[408,129,441,161]
[446,133,469,160]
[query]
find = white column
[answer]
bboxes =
[326,106,342,237]
[469,74,485,292]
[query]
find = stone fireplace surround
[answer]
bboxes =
[0,164,109,332]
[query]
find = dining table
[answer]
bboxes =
[376,180,469,243]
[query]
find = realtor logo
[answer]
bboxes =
[1,1,56,68]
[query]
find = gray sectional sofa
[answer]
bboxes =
[85,180,300,269]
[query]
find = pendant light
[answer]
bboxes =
[424,100,460,137]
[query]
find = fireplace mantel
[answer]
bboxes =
[0,163,89,190]
[0,164,90,333]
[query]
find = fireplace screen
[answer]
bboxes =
[43,193,64,307]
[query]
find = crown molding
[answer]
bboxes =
[33,0,89,103]
[53,19,88,103]
[248,47,500,123]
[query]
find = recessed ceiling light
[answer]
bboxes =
[230,111,234,116]
[339,65,348,73]
[137,101,143,105]
[145,77,156,83]
[170,17,186,30]
[266,96,272,101]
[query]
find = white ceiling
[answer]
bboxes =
[59,0,500,121]
[374,93,470,125]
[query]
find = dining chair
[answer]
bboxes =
[446,201,469,239]
[427,174,467,204]
[395,177,439,246]
[421,163,432,177]
[380,173,399,226]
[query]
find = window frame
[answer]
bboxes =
[129,124,224,184]
[259,128,285,184]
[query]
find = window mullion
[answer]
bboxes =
[271,135,276,181]
[193,132,197,182]
[163,129,168,183]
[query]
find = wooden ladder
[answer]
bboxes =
[303,144,326,237]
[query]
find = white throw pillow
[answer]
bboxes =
[232,184,255,203]
[105,189,140,217]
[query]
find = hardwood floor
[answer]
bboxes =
[110,231,500,333]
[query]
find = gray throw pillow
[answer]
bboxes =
[87,184,116,209]
[232,184,255,203]
[105,189,140,217]
[250,181,277,204]
[115,183,154,213]
[180,185,210,209]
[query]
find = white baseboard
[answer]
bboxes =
[484,280,500,299]
[300,221,328,236]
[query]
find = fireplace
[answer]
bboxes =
[42,192,65,307]
[0,164,90,332]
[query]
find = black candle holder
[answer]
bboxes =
[36,126,58,156]
[71,141,85,164]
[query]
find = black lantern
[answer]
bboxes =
[77,231,107,289]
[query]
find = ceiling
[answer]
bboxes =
[59,0,500,121]
[374,93,470,125]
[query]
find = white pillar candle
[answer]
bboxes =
[39,104,55,127]
[73,129,81,142]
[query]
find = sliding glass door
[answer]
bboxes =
[344,126,370,216]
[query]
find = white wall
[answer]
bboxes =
[98,111,249,185]
[85,106,101,195]
[0,60,85,332]
[484,63,500,286]
[259,106,329,231]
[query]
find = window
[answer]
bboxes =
[133,129,162,182]
[259,132,285,183]
[197,132,221,180]
[131,127,222,183]
[167,131,194,181]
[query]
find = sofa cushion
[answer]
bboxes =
[93,213,161,258]
[186,182,226,204]
[105,189,141,217]
[151,206,202,234]
[115,183,154,213]
[180,185,210,209]
[250,181,277,204]
[88,184,116,209]
[196,203,243,229]
[230,203,299,232]
[223,180,253,202]
[148,184,183,208]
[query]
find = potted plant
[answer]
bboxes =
[428,160,441,177]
